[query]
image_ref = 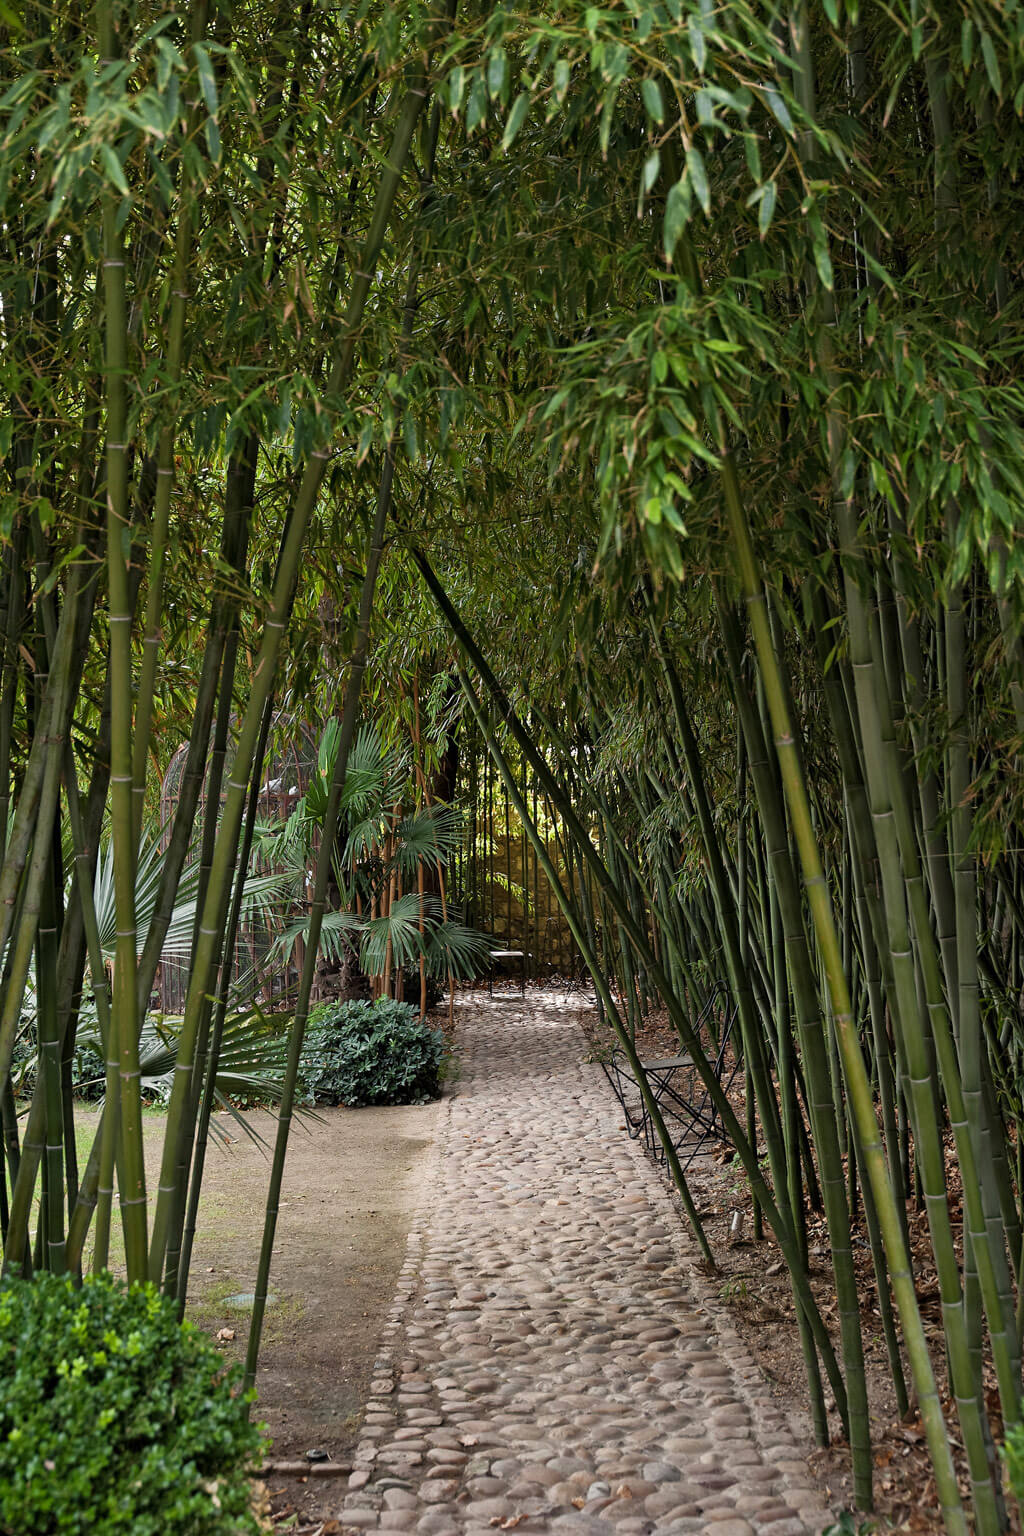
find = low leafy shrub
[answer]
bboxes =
[0,1270,265,1536]
[11,1014,105,1101]
[1004,1421,1024,1506]
[303,997,444,1105]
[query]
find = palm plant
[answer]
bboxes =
[266,722,489,1005]
[91,833,294,984]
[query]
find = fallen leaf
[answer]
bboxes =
[217,1328,236,1342]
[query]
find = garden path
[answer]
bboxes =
[337,991,834,1536]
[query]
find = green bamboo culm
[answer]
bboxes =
[147,55,437,1286]
[129,2,213,850]
[716,455,966,1535]
[96,0,148,1285]
[245,78,451,1383]
[716,591,878,1491]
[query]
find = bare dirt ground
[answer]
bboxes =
[78,1098,439,1528]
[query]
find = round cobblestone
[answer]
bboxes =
[336,996,835,1535]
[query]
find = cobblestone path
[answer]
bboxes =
[339,994,833,1536]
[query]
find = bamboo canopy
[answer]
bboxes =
[3,1,1024,1527]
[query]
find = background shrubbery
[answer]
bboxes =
[11,1013,105,1102]
[13,997,448,1112]
[1003,1423,1024,1511]
[0,1271,264,1536]
[302,997,444,1106]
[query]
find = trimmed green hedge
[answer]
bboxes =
[0,1271,264,1536]
[303,997,444,1105]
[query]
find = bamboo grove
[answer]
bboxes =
[3,0,1024,1528]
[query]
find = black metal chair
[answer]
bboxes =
[601,983,740,1169]
[487,948,526,996]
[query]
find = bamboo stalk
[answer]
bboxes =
[130,5,214,847]
[148,57,436,1283]
[244,416,398,1390]
[98,0,147,1278]
[716,451,965,1534]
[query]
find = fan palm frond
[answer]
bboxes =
[144,871,297,961]
[74,1008,310,1139]
[424,919,492,980]
[92,835,198,959]
[359,891,433,975]
[268,907,363,969]
[91,835,300,969]
[343,813,386,870]
[391,804,464,875]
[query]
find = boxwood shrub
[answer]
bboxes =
[0,1270,265,1536]
[303,997,444,1106]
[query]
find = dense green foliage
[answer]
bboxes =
[1002,1422,1024,1510]
[10,1018,105,1102]
[303,998,444,1106]
[3,0,1024,1525]
[0,1272,263,1536]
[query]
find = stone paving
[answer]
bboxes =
[338,992,834,1536]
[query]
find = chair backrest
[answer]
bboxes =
[691,981,737,1074]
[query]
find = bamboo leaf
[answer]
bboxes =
[100,143,129,197]
[447,64,465,114]
[980,31,1002,97]
[764,88,793,133]
[758,180,775,238]
[686,145,710,216]
[466,71,488,134]
[641,77,664,123]
[204,115,221,163]
[192,42,218,115]
[403,409,419,462]
[599,84,618,155]
[501,90,531,150]
[663,176,691,261]
[487,46,508,101]
[688,14,706,71]
[814,238,834,290]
